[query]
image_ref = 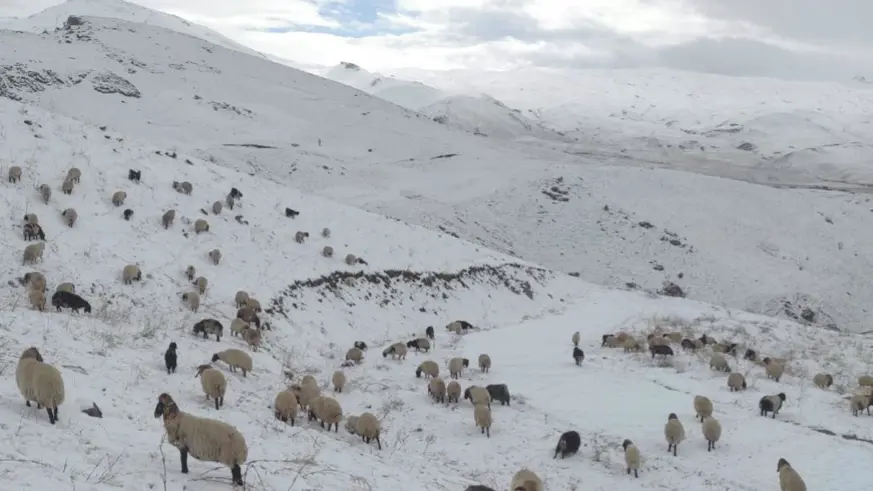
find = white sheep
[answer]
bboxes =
[208,249,221,265]
[727,372,747,391]
[709,353,730,372]
[193,276,208,294]
[332,371,346,393]
[242,326,261,351]
[322,246,334,258]
[55,282,75,294]
[245,297,261,312]
[664,413,685,456]
[571,331,580,346]
[509,469,542,491]
[194,219,209,233]
[464,386,490,408]
[416,360,439,379]
[162,209,176,229]
[274,390,298,425]
[61,208,77,227]
[345,415,359,435]
[478,353,491,373]
[24,272,46,292]
[813,373,833,389]
[294,231,309,243]
[448,357,466,379]
[8,165,22,182]
[355,412,381,449]
[346,347,364,364]
[765,359,785,382]
[39,184,51,204]
[16,347,64,424]
[693,395,713,421]
[212,349,253,377]
[234,291,249,308]
[777,458,807,491]
[473,403,491,437]
[111,191,126,206]
[622,439,640,478]
[850,393,872,416]
[701,415,722,451]
[447,380,461,403]
[61,178,74,195]
[230,318,249,337]
[66,167,81,183]
[428,377,447,403]
[312,396,343,431]
[22,242,45,265]
[29,289,46,311]
[122,264,142,285]
[382,342,408,360]
[153,393,247,486]
[196,364,227,410]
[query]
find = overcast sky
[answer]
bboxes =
[1,0,870,81]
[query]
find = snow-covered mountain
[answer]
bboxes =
[2,3,873,337]
[323,62,569,142]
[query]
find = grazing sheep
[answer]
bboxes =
[321,227,330,238]
[858,375,873,387]
[486,383,510,406]
[680,338,696,351]
[122,264,142,285]
[554,430,581,459]
[292,383,321,411]
[321,246,334,258]
[601,334,617,347]
[194,219,209,233]
[345,347,364,364]
[428,377,447,403]
[813,373,833,389]
[51,291,91,313]
[407,338,431,353]
[354,341,368,351]
[193,319,223,341]
[23,213,38,225]
[447,381,462,403]
[571,331,580,346]
[274,390,298,425]
[649,344,674,358]
[153,393,247,486]
[211,201,222,214]
[710,353,731,372]
[66,167,81,183]
[464,386,490,408]
[61,178,74,195]
[29,289,46,311]
[212,349,252,377]
[39,184,51,204]
[162,209,176,229]
[285,207,299,218]
[759,393,787,418]
[22,242,45,265]
[313,396,343,431]
[382,342,408,360]
[184,266,196,281]
[623,337,642,352]
[573,347,584,365]
[61,208,77,227]
[23,222,45,241]
[55,282,74,294]
[230,318,249,338]
[234,291,249,308]
[701,415,722,451]
[664,332,682,344]
[850,393,873,416]
[17,347,65,424]
[765,360,785,382]
[332,371,346,393]
[355,412,382,449]
[294,231,309,243]
[345,253,359,266]
[128,169,141,182]
[193,277,208,295]
[425,326,434,339]
[345,415,359,435]
[245,297,262,312]
[762,357,787,367]
[236,307,261,328]
[111,191,126,206]
[509,469,542,491]
[242,327,261,351]
[777,458,807,491]
[8,165,21,182]
[727,372,747,392]
[448,357,467,379]
[664,413,685,456]
[416,360,439,379]
[208,249,221,265]
[623,439,641,478]
[446,320,474,334]
[24,272,47,292]
[196,364,227,410]
[172,181,193,194]
[164,342,177,374]
[123,209,133,221]
[693,395,713,421]
[473,403,492,437]
[478,353,491,372]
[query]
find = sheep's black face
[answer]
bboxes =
[154,401,165,418]
[211,354,220,363]
[84,304,92,313]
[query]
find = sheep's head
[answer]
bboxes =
[20,347,43,362]
[777,392,786,401]
[154,393,179,419]
[667,413,678,421]
[622,439,633,450]
[195,364,212,377]
[211,353,220,363]
[777,458,790,472]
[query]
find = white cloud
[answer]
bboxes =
[1,0,871,80]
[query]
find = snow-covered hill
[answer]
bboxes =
[3,0,873,339]
[2,96,871,491]
[322,62,568,142]
[0,0,268,60]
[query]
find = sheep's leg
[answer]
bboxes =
[231,465,243,486]
[25,401,30,407]
[673,444,677,457]
[179,449,189,473]
[486,427,490,438]
[667,443,672,453]
[46,407,55,424]
[214,397,220,410]
[375,436,382,450]
[634,469,638,478]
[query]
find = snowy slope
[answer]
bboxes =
[0,96,580,490]
[322,62,567,142]
[3,3,873,338]
[0,0,268,60]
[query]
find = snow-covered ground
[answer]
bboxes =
[3,96,873,490]
[2,3,873,336]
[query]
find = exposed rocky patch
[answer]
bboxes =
[91,71,141,98]
[209,101,252,117]
[266,263,553,315]
[0,63,89,101]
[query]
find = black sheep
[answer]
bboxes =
[193,319,223,341]
[554,430,581,459]
[743,348,757,361]
[464,486,496,491]
[285,207,300,218]
[573,347,584,365]
[680,338,695,351]
[759,393,786,418]
[51,290,91,313]
[486,384,510,406]
[425,326,434,339]
[128,169,141,182]
[123,209,133,221]
[649,344,674,358]
[354,341,368,351]
[164,342,177,374]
